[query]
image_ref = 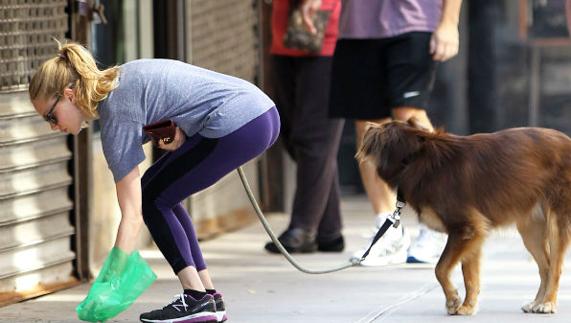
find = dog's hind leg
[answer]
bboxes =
[516,213,550,313]
[533,209,570,314]
[436,227,486,315]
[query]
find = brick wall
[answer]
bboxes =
[189,0,258,82]
[185,0,262,238]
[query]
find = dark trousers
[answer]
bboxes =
[271,55,344,242]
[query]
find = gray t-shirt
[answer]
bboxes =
[97,59,275,182]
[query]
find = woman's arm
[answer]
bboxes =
[113,127,185,251]
[114,166,144,253]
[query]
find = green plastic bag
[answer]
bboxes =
[76,247,157,322]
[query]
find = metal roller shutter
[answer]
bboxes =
[0,0,76,305]
[0,93,76,304]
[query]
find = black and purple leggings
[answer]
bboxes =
[141,107,279,274]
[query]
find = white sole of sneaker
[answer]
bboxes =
[140,311,217,323]
[358,248,408,267]
[216,311,228,322]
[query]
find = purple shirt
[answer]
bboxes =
[339,0,443,39]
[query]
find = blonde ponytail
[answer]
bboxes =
[29,40,119,118]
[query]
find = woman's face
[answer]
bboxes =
[33,88,86,135]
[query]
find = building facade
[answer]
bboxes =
[0,0,266,305]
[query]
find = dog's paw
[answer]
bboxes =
[521,301,536,313]
[531,302,557,314]
[446,297,462,315]
[450,304,478,316]
[456,303,479,316]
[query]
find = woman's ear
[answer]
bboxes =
[63,87,75,103]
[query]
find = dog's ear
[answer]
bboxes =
[355,122,383,163]
[363,122,381,135]
[357,121,427,185]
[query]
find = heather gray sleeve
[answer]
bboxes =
[100,118,146,182]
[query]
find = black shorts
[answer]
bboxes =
[329,32,437,120]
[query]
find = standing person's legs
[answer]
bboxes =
[331,39,410,265]
[385,32,446,264]
[265,56,344,253]
[288,57,344,244]
[270,56,297,157]
[331,39,396,216]
[335,33,443,265]
[315,166,344,250]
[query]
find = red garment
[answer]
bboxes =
[271,0,341,57]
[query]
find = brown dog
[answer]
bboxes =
[356,119,571,315]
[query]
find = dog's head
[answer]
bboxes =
[355,118,430,187]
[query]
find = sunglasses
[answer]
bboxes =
[43,93,62,125]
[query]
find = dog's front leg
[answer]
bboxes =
[458,243,483,315]
[435,234,463,315]
[436,232,485,315]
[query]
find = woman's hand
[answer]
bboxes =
[158,127,186,151]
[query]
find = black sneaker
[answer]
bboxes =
[264,228,317,254]
[317,236,345,252]
[212,293,227,322]
[140,293,217,323]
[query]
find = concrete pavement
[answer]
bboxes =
[1,195,570,322]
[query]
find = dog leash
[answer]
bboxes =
[237,167,405,274]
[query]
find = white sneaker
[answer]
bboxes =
[406,225,447,264]
[351,213,410,267]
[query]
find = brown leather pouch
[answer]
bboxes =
[143,120,177,144]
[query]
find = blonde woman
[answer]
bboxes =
[29,42,279,323]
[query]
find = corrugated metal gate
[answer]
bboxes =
[0,0,77,305]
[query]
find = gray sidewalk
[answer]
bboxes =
[1,195,570,322]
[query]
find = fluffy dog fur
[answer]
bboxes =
[356,119,571,315]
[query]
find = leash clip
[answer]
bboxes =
[358,197,406,263]
[389,200,405,228]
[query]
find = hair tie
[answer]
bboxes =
[58,53,66,60]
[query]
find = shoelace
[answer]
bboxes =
[165,294,188,311]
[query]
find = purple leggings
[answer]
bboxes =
[141,107,279,273]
